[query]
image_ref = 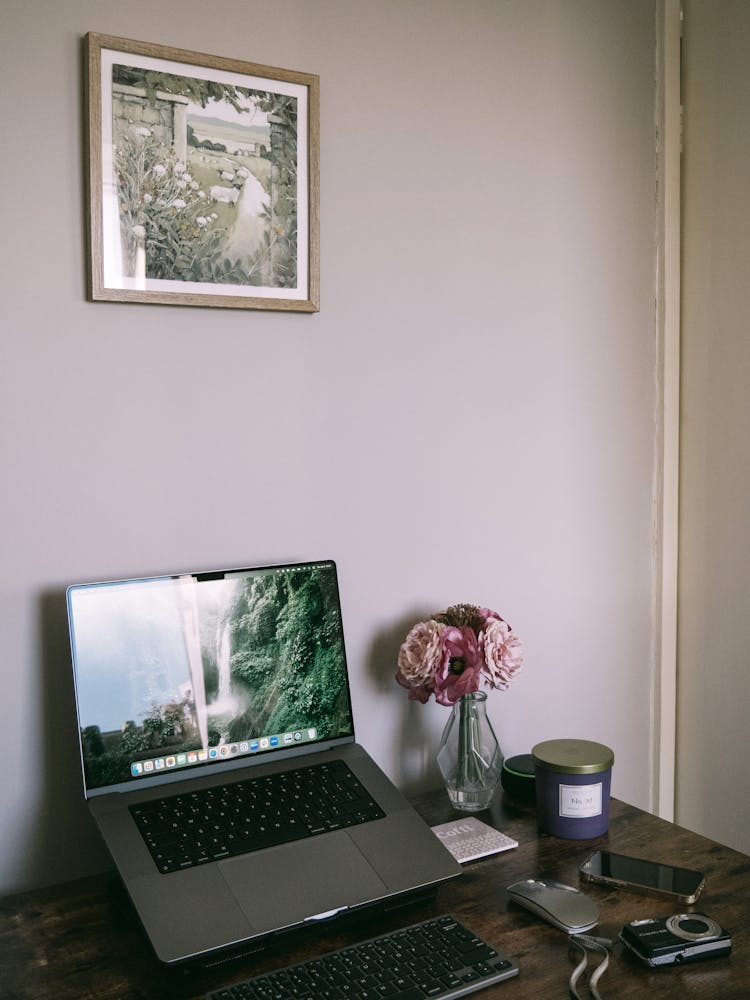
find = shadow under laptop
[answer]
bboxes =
[26,589,112,890]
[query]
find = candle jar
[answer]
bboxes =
[532,739,614,839]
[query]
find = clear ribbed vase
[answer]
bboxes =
[437,691,502,812]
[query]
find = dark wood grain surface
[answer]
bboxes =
[1,792,747,999]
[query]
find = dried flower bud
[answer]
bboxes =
[434,604,486,636]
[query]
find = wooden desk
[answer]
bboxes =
[1,792,747,999]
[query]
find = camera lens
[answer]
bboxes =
[678,918,710,935]
[666,914,721,941]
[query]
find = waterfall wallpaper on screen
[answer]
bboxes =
[68,562,354,790]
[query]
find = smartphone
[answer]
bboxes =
[579,850,705,904]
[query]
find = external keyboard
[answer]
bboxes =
[205,914,519,1000]
[130,759,385,874]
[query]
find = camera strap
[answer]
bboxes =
[568,934,612,1000]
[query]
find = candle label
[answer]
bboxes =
[559,782,602,818]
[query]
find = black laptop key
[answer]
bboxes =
[205,915,519,1000]
[131,759,385,874]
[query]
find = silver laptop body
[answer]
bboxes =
[67,559,460,964]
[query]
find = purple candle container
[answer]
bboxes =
[532,739,614,839]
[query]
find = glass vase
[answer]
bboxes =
[437,691,502,812]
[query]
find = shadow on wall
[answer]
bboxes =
[365,608,443,796]
[30,590,112,890]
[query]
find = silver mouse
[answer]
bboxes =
[506,878,599,934]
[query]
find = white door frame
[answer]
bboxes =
[653,0,681,821]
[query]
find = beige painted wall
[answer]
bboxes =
[678,0,750,855]
[0,0,660,893]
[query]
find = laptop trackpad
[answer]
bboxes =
[218,833,387,932]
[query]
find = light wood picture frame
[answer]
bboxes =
[85,33,319,312]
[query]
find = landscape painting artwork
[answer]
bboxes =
[86,34,319,311]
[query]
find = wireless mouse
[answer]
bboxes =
[507,878,599,934]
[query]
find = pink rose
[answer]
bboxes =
[483,618,523,688]
[396,620,445,693]
[434,626,482,705]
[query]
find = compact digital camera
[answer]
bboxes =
[620,914,732,967]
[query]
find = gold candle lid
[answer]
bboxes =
[532,739,614,774]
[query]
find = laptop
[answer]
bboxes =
[66,558,461,965]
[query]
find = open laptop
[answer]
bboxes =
[66,558,461,965]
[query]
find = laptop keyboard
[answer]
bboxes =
[205,914,519,1000]
[130,759,385,874]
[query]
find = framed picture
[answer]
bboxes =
[85,33,319,312]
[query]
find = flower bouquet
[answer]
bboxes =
[396,604,523,811]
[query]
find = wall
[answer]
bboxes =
[678,0,750,854]
[0,0,659,894]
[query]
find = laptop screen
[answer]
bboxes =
[67,560,355,796]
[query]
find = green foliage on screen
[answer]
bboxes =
[226,566,350,742]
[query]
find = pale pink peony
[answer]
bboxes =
[396,620,445,691]
[482,618,523,688]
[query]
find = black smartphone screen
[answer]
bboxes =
[582,850,704,895]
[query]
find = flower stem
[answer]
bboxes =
[458,694,488,787]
